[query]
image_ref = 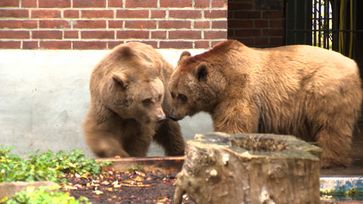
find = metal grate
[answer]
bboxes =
[285,0,361,59]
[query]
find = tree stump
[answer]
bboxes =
[173,133,322,204]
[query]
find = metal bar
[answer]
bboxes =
[313,0,316,46]
[327,0,330,49]
[318,0,322,47]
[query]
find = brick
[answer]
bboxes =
[262,29,283,36]
[194,21,210,29]
[117,30,149,39]
[32,30,62,39]
[39,20,71,28]
[81,10,113,18]
[64,10,79,18]
[38,0,70,8]
[194,41,210,48]
[160,0,192,8]
[74,20,106,28]
[235,29,261,37]
[254,20,268,28]
[108,0,122,7]
[269,19,284,28]
[64,31,78,38]
[31,10,61,18]
[159,20,191,29]
[107,41,124,49]
[203,30,227,39]
[81,31,115,39]
[263,11,283,18]
[125,20,156,29]
[233,38,254,46]
[116,10,148,18]
[23,41,39,49]
[108,20,123,28]
[195,0,209,8]
[73,41,107,49]
[0,0,20,7]
[228,20,253,28]
[0,20,37,29]
[40,41,71,49]
[169,10,201,19]
[212,0,227,7]
[109,20,123,28]
[159,41,193,48]
[73,0,106,8]
[151,10,165,18]
[126,40,157,47]
[212,20,227,29]
[233,11,260,19]
[21,0,37,7]
[204,10,227,18]
[0,41,21,49]
[125,0,157,7]
[0,30,29,39]
[228,2,252,10]
[0,9,28,18]
[169,31,201,39]
[255,37,269,47]
[151,31,166,39]
[269,37,284,46]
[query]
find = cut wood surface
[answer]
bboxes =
[173,132,322,204]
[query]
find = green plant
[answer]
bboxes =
[0,146,108,183]
[3,186,89,204]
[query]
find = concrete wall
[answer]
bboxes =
[0,49,213,156]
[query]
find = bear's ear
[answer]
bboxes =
[178,51,191,63]
[195,63,208,81]
[112,73,128,89]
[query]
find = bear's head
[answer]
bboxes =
[168,51,227,121]
[100,46,167,124]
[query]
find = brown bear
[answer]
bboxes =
[83,42,185,158]
[168,40,362,168]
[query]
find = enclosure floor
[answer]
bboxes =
[321,127,363,176]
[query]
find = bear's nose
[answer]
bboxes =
[156,108,166,121]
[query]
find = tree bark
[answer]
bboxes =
[173,133,322,204]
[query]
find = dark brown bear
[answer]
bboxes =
[83,42,185,157]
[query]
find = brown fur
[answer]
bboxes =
[169,40,362,168]
[83,42,185,158]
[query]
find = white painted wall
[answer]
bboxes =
[0,49,213,156]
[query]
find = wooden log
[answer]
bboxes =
[173,133,322,204]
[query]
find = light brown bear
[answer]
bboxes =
[168,40,362,168]
[83,42,185,158]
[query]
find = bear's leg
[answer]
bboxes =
[214,102,259,134]
[123,132,153,157]
[85,130,129,158]
[315,126,352,168]
[154,120,185,156]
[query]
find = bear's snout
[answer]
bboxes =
[156,108,166,122]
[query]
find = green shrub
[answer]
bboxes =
[3,186,89,204]
[0,146,107,182]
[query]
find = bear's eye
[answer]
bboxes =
[157,94,162,102]
[142,98,153,106]
[171,92,176,99]
[178,94,188,103]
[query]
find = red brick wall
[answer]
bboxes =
[228,0,285,47]
[0,0,227,49]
